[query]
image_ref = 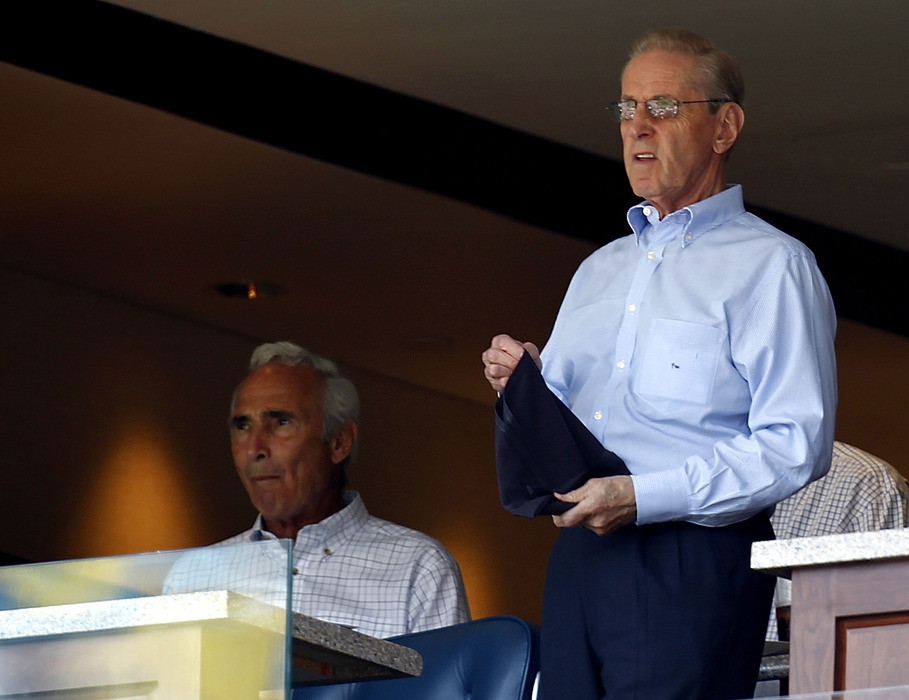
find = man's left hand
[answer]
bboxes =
[552,475,637,536]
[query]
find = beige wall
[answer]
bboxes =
[0,266,906,624]
[0,266,554,622]
[833,318,909,471]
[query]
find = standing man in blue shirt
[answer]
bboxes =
[482,28,836,699]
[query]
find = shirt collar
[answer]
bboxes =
[626,184,745,248]
[248,491,368,548]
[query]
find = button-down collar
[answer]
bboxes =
[247,491,369,555]
[627,184,746,249]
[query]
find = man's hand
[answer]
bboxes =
[481,334,541,393]
[552,475,637,536]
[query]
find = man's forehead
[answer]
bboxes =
[231,395,299,422]
[621,50,697,95]
[234,364,320,412]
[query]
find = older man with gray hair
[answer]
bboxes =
[220,341,469,638]
[483,28,836,698]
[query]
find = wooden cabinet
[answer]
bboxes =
[753,529,909,695]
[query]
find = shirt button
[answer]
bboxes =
[323,548,333,556]
[617,361,626,369]
[292,567,300,575]
[593,411,603,421]
[628,304,637,313]
[643,206,652,217]
[647,251,655,261]
[685,234,692,242]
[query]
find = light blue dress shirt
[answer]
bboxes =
[540,185,837,526]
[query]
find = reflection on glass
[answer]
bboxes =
[0,540,292,698]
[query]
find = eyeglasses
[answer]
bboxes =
[608,97,728,122]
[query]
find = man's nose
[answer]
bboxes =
[247,425,271,461]
[626,108,655,137]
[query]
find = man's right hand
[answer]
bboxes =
[481,334,541,393]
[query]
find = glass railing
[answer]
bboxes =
[758,687,909,700]
[0,540,293,699]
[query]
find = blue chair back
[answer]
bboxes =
[293,615,540,700]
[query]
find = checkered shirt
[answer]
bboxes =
[165,491,470,638]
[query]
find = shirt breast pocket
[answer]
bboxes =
[635,319,724,405]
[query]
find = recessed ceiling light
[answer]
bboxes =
[214,280,286,299]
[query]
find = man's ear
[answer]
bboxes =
[713,102,745,155]
[329,420,358,465]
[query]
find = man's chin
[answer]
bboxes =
[250,496,292,523]
[625,176,653,200]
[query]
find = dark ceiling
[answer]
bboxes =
[1,0,907,408]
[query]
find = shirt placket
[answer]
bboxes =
[592,217,682,438]
[292,527,326,586]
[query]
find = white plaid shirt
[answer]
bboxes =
[166,492,470,638]
[766,442,909,639]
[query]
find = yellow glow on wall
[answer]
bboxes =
[67,419,201,558]
[438,524,499,620]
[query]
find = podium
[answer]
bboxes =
[753,528,909,695]
[0,542,421,698]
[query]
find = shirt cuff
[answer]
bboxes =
[631,468,690,524]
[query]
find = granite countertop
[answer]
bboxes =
[0,590,422,687]
[0,590,284,640]
[752,527,909,577]
[290,612,422,685]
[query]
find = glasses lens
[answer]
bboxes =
[608,100,634,122]
[647,97,680,119]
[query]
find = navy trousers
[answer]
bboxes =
[540,514,775,700]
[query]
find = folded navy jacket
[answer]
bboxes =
[494,352,629,518]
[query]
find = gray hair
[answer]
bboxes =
[627,28,745,110]
[235,341,360,471]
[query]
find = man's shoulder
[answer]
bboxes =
[215,528,257,546]
[356,514,454,557]
[361,513,439,541]
[687,186,816,260]
[734,210,816,259]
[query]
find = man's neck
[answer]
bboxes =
[262,492,346,541]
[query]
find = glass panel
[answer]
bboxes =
[759,685,909,699]
[0,540,292,699]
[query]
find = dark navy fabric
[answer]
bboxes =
[540,514,776,700]
[292,615,540,700]
[494,352,628,517]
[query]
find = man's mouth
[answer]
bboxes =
[250,474,281,483]
[634,152,656,161]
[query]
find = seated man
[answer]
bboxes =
[166,341,470,638]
